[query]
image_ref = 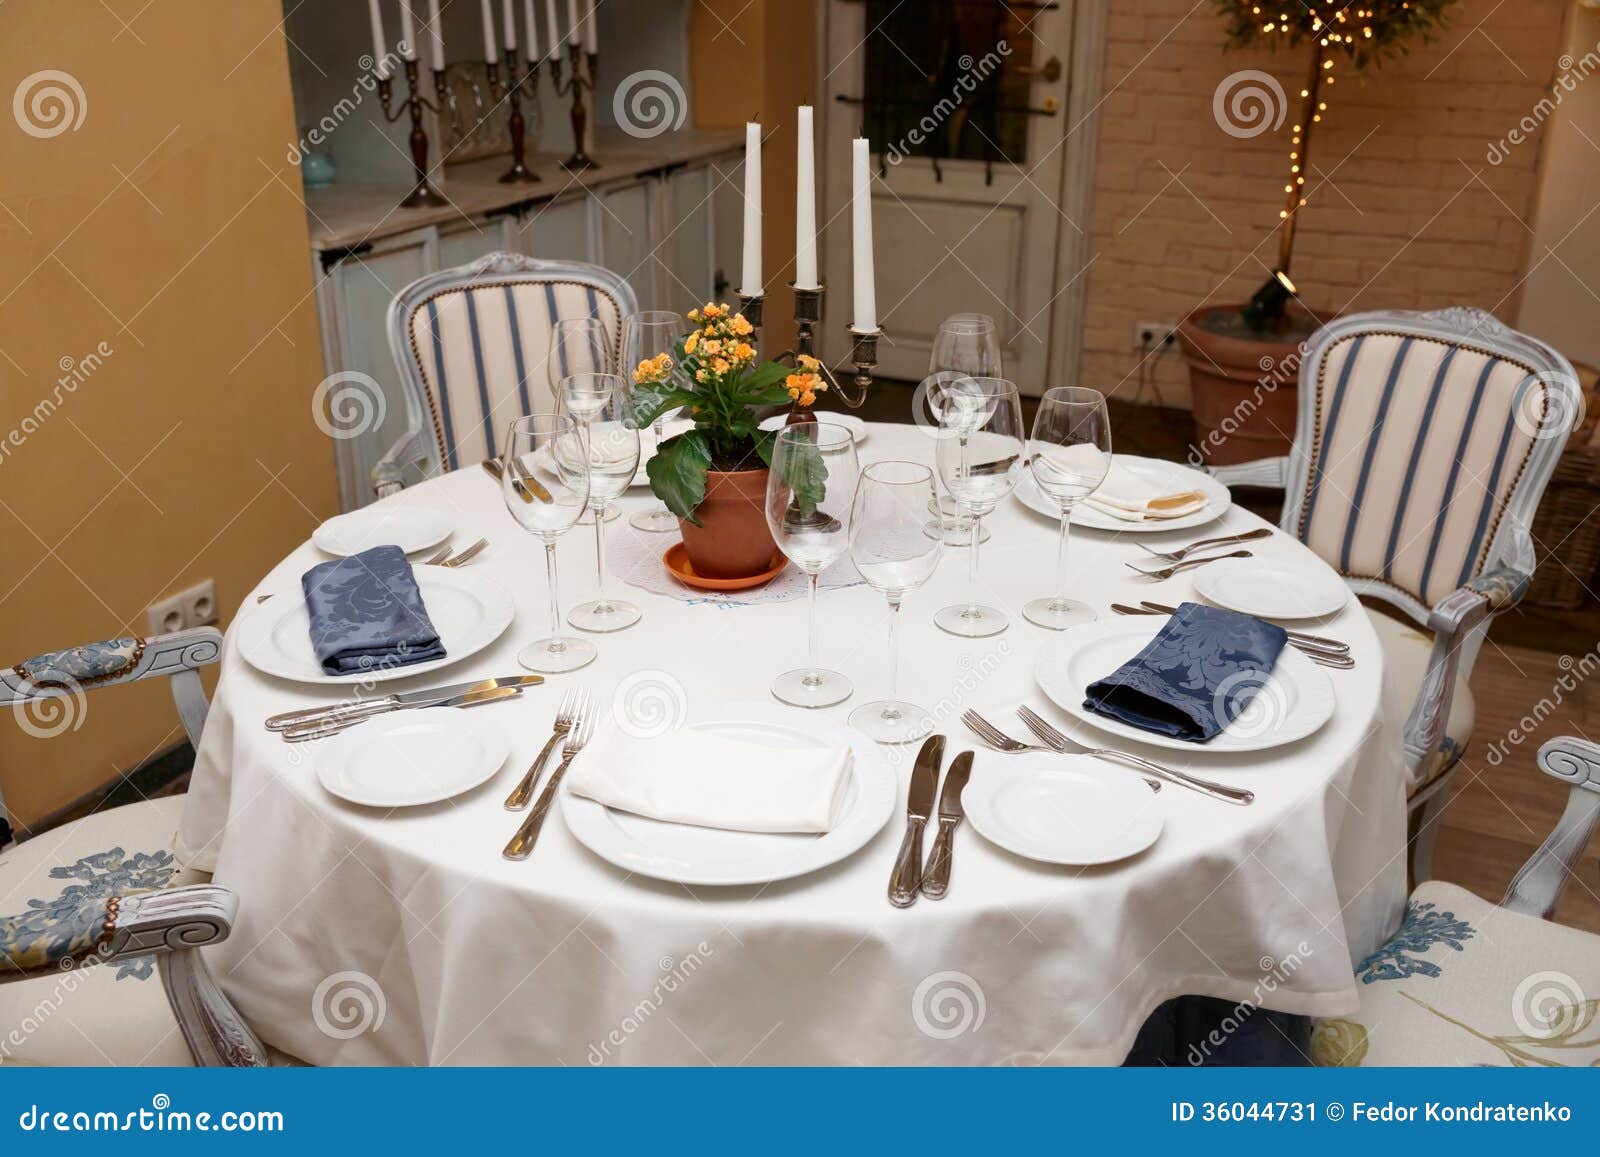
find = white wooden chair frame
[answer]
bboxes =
[0,627,268,1066]
[373,251,641,496]
[1506,736,1600,919]
[1210,307,1581,881]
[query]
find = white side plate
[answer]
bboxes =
[1195,557,1350,619]
[317,711,512,807]
[759,413,867,443]
[312,505,452,557]
[1015,455,1230,533]
[962,752,1164,866]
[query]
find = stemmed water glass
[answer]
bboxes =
[1024,387,1112,630]
[933,377,1025,638]
[560,373,642,633]
[848,461,943,744]
[927,314,1002,545]
[622,310,687,532]
[766,421,861,708]
[501,414,595,673]
[548,318,616,524]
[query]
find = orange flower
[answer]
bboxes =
[731,315,754,336]
[797,353,819,371]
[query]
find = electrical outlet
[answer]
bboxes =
[1135,320,1177,350]
[144,579,217,636]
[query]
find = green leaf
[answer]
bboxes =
[743,384,795,408]
[646,429,711,525]
[754,429,775,467]
[633,386,700,429]
[781,436,827,519]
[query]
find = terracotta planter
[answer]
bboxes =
[678,467,777,579]
[1177,304,1322,467]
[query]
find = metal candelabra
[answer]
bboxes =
[376,58,448,209]
[739,282,879,410]
[550,42,599,172]
[486,51,542,184]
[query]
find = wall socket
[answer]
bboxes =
[145,579,217,636]
[1135,320,1177,350]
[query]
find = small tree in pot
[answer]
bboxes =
[1180,0,1459,466]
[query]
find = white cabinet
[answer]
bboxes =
[314,149,741,509]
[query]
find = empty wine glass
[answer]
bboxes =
[916,370,992,547]
[549,318,616,524]
[1024,387,1112,630]
[622,310,687,532]
[934,377,1024,638]
[848,461,942,744]
[766,420,861,708]
[560,373,642,633]
[501,414,595,673]
[929,313,1001,378]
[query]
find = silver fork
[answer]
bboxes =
[503,693,594,860]
[1014,706,1254,805]
[422,537,488,568]
[504,689,580,810]
[1135,527,1271,562]
[960,711,1160,795]
[423,543,454,565]
[1125,549,1252,581]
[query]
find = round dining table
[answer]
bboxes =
[179,420,1407,1066]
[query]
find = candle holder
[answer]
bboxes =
[775,281,877,410]
[737,291,764,345]
[551,43,599,172]
[488,51,542,184]
[377,58,448,209]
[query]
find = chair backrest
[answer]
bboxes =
[386,252,640,475]
[1282,307,1580,626]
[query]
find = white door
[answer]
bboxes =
[820,0,1073,392]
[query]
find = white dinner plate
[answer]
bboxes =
[962,752,1164,866]
[312,504,452,557]
[316,711,512,807]
[1015,455,1230,533]
[238,567,516,686]
[1194,557,1350,619]
[560,701,896,886]
[759,413,868,443]
[1034,621,1335,754]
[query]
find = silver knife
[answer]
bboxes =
[281,685,526,742]
[266,675,543,732]
[889,733,945,908]
[920,750,972,900]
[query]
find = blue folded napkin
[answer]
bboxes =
[1083,602,1287,743]
[301,545,447,675]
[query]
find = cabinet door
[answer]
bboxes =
[597,179,656,311]
[437,215,515,271]
[320,231,435,510]
[512,195,595,263]
[709,151,744,305]
[660,165,714,313]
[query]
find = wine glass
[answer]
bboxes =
[560,373,642,633]
[501,414,595,673]
[548,318,616,524]
[917,371,992,547]
[622,310,687,532]
[933,377,1025,638]
[766,420,861,708]
[927,315,1001,545]
[1024,387,1112,630]
[848,461,942,744]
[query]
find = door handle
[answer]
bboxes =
[1014,55,1062,83]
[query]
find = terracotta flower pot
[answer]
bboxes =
[1177,304,1324,467]
[678,467,777,579]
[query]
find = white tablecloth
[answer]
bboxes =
[179,422,1406,1066]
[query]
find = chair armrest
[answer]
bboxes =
[1207,456,1289,490]
[1504,737,1600,918]
[372,427,431,498]
[1403,564,1530,785]
[0,883,233,982]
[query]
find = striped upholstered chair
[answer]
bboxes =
[373,251,640,495]
[1212,307,1582,883]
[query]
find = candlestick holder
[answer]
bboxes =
[737,291,764,344]
[487,51,542,184]
[377,58,448,209]
[551,43,599,172]
[776,282,877,410]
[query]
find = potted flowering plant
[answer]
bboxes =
[631,302,830,578]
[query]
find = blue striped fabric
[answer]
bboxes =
[1300,334,1366,539]
[425,299,458,470]
[1417,357,1498,602]
[463,292,496,458]
[1381,345,1457,581]
[1454,374,1538,590]
[1338,337,1412,573]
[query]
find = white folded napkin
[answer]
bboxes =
[565,723,853,834]
[1054,447,1207,522]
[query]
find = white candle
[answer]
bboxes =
[851,138,877,332]
[501,0,516,51]
[740,122,762,298]
[584,0,598,53]
[567,0,579,44]
[428,0,444,71]
[367,0,389,77]
[479,0,497,61]
[545,0,560,59]
[795,106,819,290]
[398,1,417,60]
[524,0,538,60]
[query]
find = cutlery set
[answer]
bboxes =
[423,538,489,568]
[484,454,552,504]
[889,734,971,908]
[503,690,594,860]
[1110,602,1354,669]
[265,675,541,741]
